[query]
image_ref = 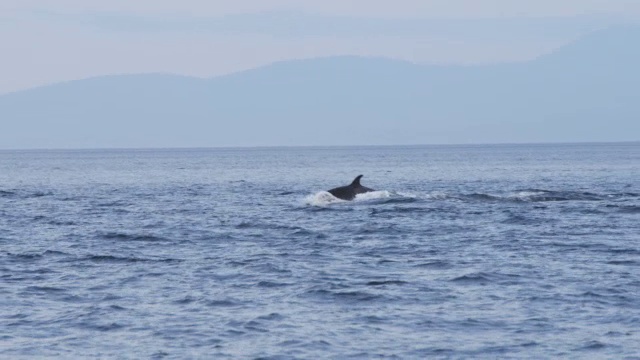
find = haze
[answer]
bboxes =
[1,1,639,149]
[2,0,639,93]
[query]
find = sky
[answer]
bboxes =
[2,0,640,94]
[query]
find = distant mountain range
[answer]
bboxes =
[1,26,639,149]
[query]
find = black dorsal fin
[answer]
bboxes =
[351,175,363,186]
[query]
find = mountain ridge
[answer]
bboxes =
[1,25,638,149]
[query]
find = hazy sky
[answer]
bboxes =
[2,0,639,94]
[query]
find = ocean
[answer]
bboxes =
[1,143,639,358]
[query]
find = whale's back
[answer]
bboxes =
[327,175,375,200]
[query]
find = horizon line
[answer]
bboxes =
[1,140,638,152]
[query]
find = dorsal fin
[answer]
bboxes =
[351,175,363,186]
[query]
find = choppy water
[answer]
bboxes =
[1,143,639,359]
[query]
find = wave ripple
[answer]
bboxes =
[1,144,639,358]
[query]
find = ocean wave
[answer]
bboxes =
[370,206,438,215]
[616,205,640,214]
[24,286,66,293]
[0,190,16,198]
[508,189,605,202]
[365,280,407,286]
[100,232,171,242]
[413,260,453,269]
[77,255,182,264]
[454,189,622,203]
[0,189,53,199]
[206,298,244,307]
[451,271,523,285]
[304,288,383,303]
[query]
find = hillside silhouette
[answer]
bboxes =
[1,26,638,149]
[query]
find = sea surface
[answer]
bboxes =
[1,143,639,359]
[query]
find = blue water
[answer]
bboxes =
[1,143,639,358]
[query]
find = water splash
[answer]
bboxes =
[354,190,391,201]
[304,191,346,206]
[304,190,392,206]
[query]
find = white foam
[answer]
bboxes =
[395,191,419,198]
[354,190,391,201]
[422,191,449,200]
[304,191,346,207]
[304,190,391,206]
[508,191,546,200]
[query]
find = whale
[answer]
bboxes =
[327,175,375,201]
